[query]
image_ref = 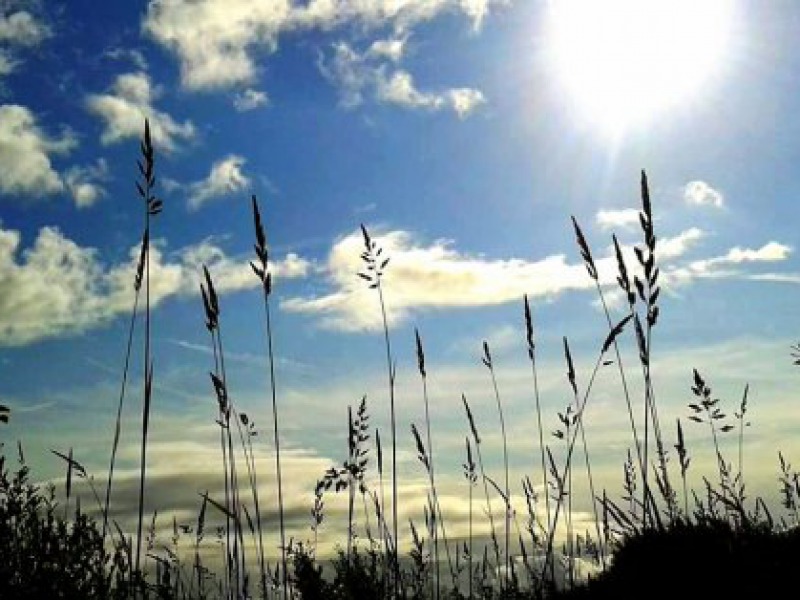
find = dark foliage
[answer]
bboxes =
[556,519,800,600]
[0,454,130,600]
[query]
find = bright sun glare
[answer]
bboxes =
[548,0,733,134]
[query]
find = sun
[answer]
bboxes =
[546,0,734,134]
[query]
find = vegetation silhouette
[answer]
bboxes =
[1,120,799,599]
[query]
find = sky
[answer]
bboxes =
[0,0,799,568]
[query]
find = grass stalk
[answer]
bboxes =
[463,437,476,600]
[415,329,456,591]
[102,236,144,542]
[481,341,510,587]
[134,119,162,587]
[461,394,501,578]
[251,196,287,600]
[522,296,551,537]
[573,216,651,530]
[358,224,399,596]
[540,315,631,582]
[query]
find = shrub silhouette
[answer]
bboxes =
[0,453,130,599]
[556,518,800,599]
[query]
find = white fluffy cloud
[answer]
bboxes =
[0,224,310,346]
[143,0,291,90]
[282,226,793,331]
[0,104,76,197]
[684,180,724,208]
[178,238,310,291]
[368,36,406,63]
[376,70,444,109]
[448,87,486,118]
[595,208,640,230]
[233,88,269,111]
[0,8,50,79]
[63,159,109,208]
[186,155,251,210]
[0,104,114,207]
[321,40,485,117]
[143,0,498,91]
[282,228,598,330]
[672,241,792,283]
[0,9,50,46]
[86,72,196,152]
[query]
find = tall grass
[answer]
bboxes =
[523,296,551,559]
[250,195,287,599]
[102,226,145,542]
[359,224,400,595]
[462,394,501,582]
[481,341,511,586]
[134,119,163,586]
[5,137,800,599]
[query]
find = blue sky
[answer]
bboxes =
[1,0,799,562]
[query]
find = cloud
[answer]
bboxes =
[376,69,445,109]
[684,180,724,208]
[290,0,494,32]
[186,155,251,210]
[143,0,498,91]
[177,238,311,289]
[103,47,148,70]
[720,242,791,263]
[658,227,704,260]
[282,228,597,331]
[0,50,15,76]
[673,241,793,283]
[319,41,370,108]
[458,0,492,30]
[747,272,800,284]
[143,0,290,90]
[0,8,50,79]
[63,159,109,208]
[0,104,76,197]
[282,225,793,331]
[233,88,268,111]
[0,224,309,346]
[86,72,196,152]
[596,208,640,231]
[320,40,486,117]
[368,36,406,63]
[0,105,113,207]
[448,87,486,118]
[0,9,50,47]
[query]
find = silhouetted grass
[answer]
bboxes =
[2,121,800,599]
